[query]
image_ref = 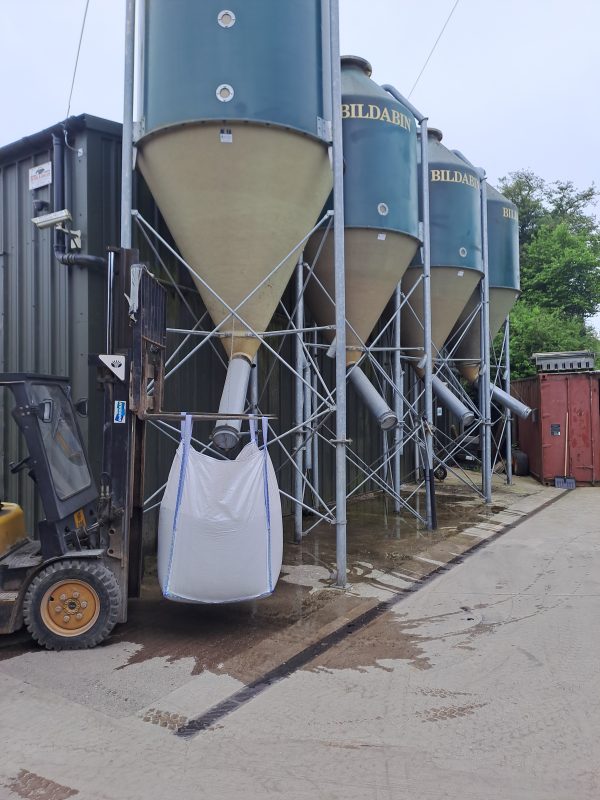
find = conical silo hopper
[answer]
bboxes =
[447,183,531,418]
[401,129,483,426]
[448,184,520,383]
[304,57,420,429]
[402,129,483,370]
[136,1,332,449]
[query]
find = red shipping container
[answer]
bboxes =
[512,373,600,486]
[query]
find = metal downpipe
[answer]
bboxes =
[52,132,106,268]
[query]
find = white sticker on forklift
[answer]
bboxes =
[114,400,127,423]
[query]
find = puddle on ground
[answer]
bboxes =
[110,577,358,681]
[304,605,497,674]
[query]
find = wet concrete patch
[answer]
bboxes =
[0,485,533,680]
[305,606,497,674]
[306,610,438,672]
[112,578,316,678]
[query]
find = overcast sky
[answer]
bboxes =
[2,0,599,326]
[2,0,599,189]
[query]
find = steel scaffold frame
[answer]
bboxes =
[121,1,530,593]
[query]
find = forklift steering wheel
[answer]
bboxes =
[9,455,32,475]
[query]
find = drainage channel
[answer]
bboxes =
[175,490,566,739]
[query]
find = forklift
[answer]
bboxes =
[0,248,263,649]
[0,249,167,650]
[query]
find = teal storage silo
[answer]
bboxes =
[136,0,332,449]
[401,129,483,365]
[449,183,520,381]
[487,184,520,295]
[305,56,420,370]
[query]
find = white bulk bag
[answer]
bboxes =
[158,416,283,603]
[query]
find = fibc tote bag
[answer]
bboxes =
[158,415,283,603]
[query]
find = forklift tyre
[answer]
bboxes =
[23,559,121,651]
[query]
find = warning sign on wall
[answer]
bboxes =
[29,162,52,191]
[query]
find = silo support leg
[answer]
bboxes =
[328,0,348,587]
[294,258,305,543]
[504,317,513,485]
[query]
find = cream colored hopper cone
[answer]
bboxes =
[305,229,419,369]
[137,126,331,448]
[447,286,520,383]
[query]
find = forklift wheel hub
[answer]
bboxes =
[40,579,100,637]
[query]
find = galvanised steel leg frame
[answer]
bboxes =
[393,287,403,513]
[328,0,348,586]
[479,177,493,504]
[299,248,430,524]
[504,317,513,484]
[121,0,135,250]
[136,204,432,544]
[311,328,321,504]
[134,210,339,525]
[381,85,435,530]
[294,256,305,543]
[419,118,435,529]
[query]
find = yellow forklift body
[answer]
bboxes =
[0,503,27,556]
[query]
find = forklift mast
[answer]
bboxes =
[96,247,167,621]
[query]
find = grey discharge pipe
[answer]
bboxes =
[490,384,532,419]
[213,357,253,450]
[431,375,475,429]
[348,366,397,430]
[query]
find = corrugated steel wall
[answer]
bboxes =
[1,115,412,537]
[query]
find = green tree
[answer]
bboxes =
[499,169,546,251]
[545,180,598,235]
[497,170,600,377]
[507,304,600,378]
[522,222,600,318]
[499,170,599,245]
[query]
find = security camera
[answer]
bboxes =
[31,209,73,230]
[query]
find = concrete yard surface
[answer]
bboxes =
[0,486,599,799]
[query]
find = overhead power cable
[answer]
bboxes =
[408,0,461,98]
[65,0,91,120]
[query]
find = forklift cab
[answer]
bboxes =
[0,374,121,649]
[3,375,98,555]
